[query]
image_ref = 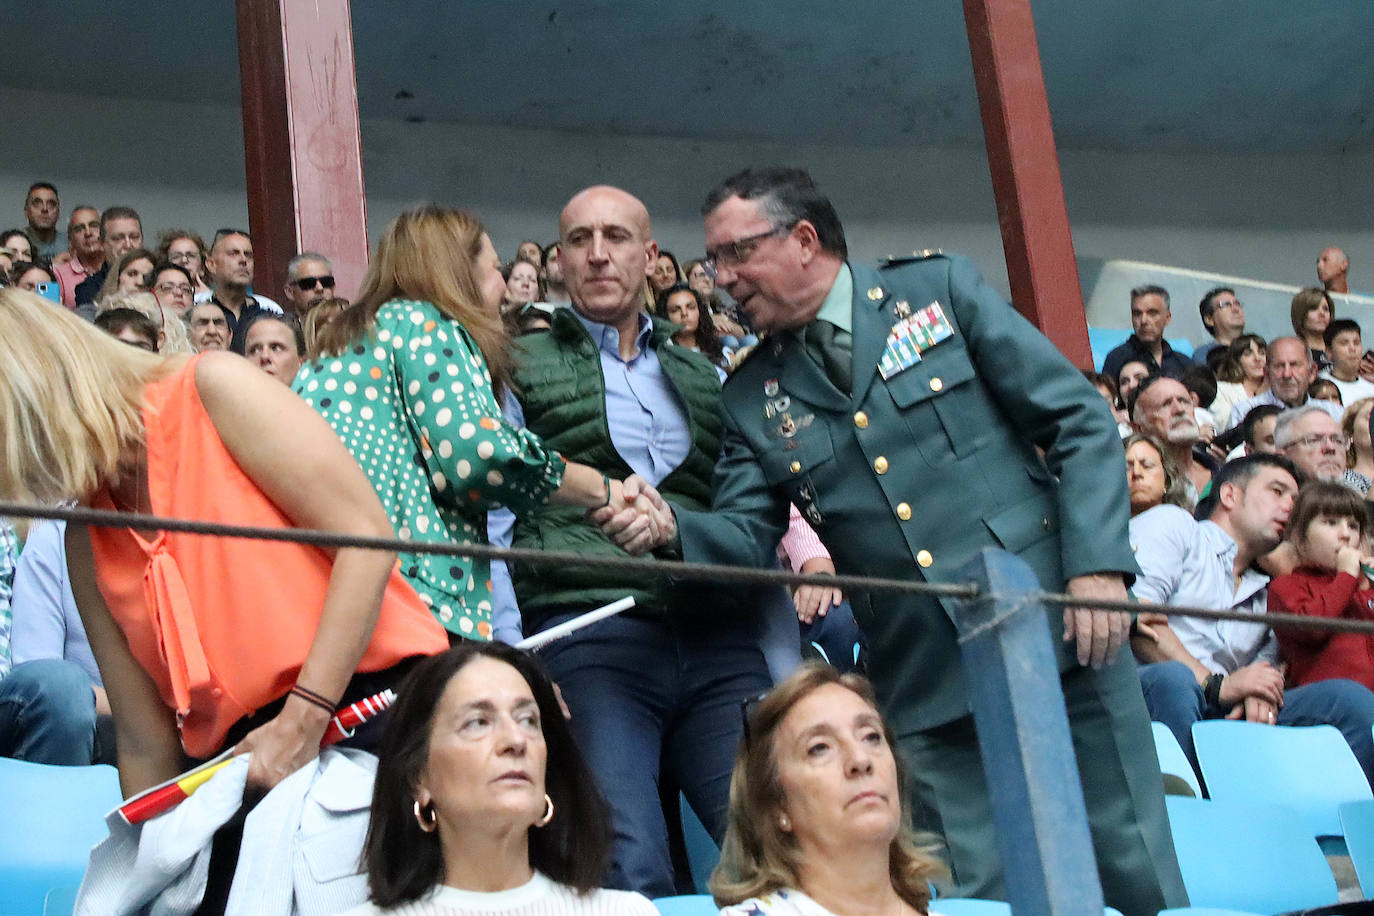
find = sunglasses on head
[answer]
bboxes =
[292,275,335,291]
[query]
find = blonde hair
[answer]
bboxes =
[95,290,194,354]
[709,663,945,910]
[313,205,512,392]
[303,296,349,358]
[1342,397,1373,469]
[0,287,163,506]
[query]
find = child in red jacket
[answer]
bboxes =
[1270,480,1374,691]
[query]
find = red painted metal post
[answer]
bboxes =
[235,0,369,304]
[962,0,1092,367]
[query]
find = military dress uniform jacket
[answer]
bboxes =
[675,254,1139,736]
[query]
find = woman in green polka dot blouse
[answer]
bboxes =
[296,206,641,641]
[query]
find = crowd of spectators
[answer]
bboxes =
[0,172,1370,914]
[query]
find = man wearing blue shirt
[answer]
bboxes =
[502,185,773,897]
[0,520,112,765]
[1131,454,1374,783]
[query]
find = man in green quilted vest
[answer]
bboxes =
[598,168,1186,915]
[506,185,773,898]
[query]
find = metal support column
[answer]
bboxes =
[962,0,1093,367]
[235,0,369,302]
[954,548,1104,916]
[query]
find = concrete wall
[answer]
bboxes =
[4,87,1372,302]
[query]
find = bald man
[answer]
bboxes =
[498,186,775,896]
[1318,246,1350,294]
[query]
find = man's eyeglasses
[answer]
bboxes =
[739,691,769,749]
[703,222,797,273]
[292,275,335,291]
[1284,433,1349,451]
[156,282,194,297]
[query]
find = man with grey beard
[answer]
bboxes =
[1133,375,1215,507]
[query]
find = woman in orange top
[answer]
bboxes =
[0,287,449,797]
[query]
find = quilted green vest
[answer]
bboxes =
[509,310,724,631]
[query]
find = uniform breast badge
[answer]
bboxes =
[879,300,956,380]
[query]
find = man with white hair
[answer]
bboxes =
[1275,405,1348,483]
[1132,376,1214,504]
[1225,336,1342,431]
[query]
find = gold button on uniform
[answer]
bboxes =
[873,456,889,474]
[854,411,869,429]
[789,460,802,474]
[917,550,933,568]
[896,502,912,520]
[929,377,943,392]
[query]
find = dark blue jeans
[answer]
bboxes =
[536,612,772,898]
[800,598,865,674]
[1139,660,1374,786]
[0,659,102,765]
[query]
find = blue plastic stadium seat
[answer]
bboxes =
[653,894,716,915]
[1152,721,1202,798]
[933,900,1122,916]
[1087,328,1131,372]
[1165,796,1338,912]
[1158,909,1265,916]
[1339,798,1374,897]
[1192,720,1371,837]
[0,758,120,916]
[678,794,720,895]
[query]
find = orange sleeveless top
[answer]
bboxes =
[89,355,448,757]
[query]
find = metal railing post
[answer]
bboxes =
[954,547,1103,916]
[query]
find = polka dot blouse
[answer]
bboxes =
[294,299,566,639]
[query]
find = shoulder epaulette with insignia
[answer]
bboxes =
[879,248,945,268]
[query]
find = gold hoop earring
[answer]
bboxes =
[413,799,438,833]
[536,793,555,828]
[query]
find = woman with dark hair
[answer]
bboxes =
[1210,333,1267,431]
[0,227,35,263]
[156,229,213,295]
[1291,287,1335,371]
[11,260,55,293]
[1115,359,1151,409]
[503,258,543,308]
[712,663,947,916]
[350,642,656,914]
[657,282,729,378]
[650,250,682,294]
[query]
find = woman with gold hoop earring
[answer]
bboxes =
[349,642,657,915]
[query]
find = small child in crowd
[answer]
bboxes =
[1269,481,1374,691]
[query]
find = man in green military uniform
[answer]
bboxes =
[597,167,1185,914]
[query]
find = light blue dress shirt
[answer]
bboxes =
[9,520,101,685]
[490,312,692,642]
[570,310,690,486]
[1128,504,1277,674]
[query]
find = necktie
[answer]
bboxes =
[805,319,853,394]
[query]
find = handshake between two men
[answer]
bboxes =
[594,474,676,556]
